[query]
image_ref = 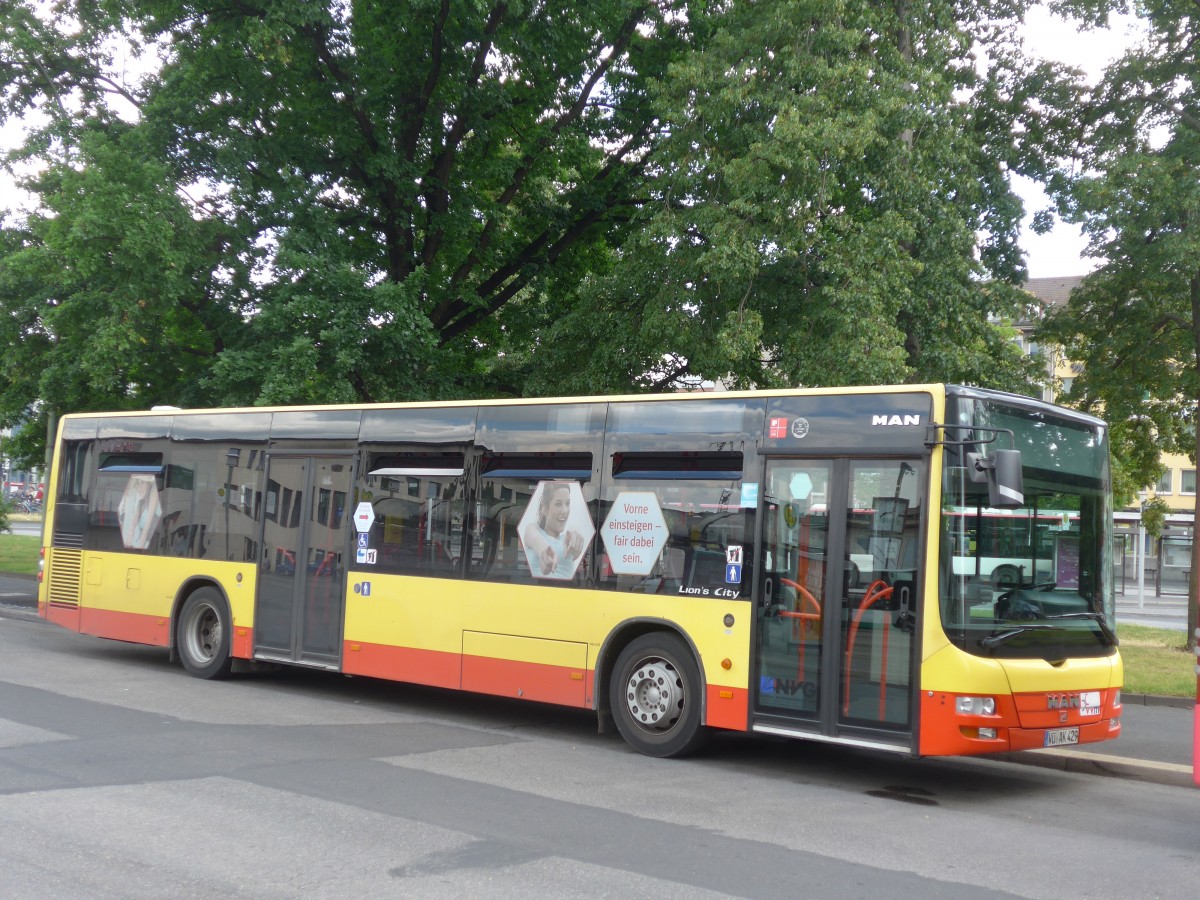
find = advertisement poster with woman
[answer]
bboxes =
[518,480,594,580]
[118,473,162,551]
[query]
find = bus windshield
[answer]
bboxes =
[939,394,1116,660]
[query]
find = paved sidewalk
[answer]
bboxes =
[1116,589,1193,631]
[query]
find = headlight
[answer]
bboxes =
[1112,689,1121,709]
[955,696,996,716]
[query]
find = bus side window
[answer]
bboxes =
[359,452,468,578]
[470,454,596,586]
[52,440,93,536]
[600,452,751,597]
[89,450,165,554]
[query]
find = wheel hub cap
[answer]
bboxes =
[625,658,682,731]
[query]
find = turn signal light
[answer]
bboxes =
[958,726,999,740]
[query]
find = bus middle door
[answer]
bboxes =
[255,454,354,669]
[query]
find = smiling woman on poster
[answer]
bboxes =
[518,481,589,580]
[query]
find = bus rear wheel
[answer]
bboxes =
[610,633,707,758]
[177,588,233,680]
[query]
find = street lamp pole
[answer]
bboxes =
[1136,493,1146,611]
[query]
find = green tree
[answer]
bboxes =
[2,0,1077,471]
[0,124,247,465]
[0,0,699,463]
[529,0,1057,393]
[1038,0,1200,644]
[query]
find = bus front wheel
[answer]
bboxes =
[177,588,234,680]
[610,633,707,758]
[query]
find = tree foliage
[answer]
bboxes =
[528,0,1057,394]
[1039,0,1200,485]
[1038,0,1200,641]
[0,0,1068,468]
[1,0,698,460]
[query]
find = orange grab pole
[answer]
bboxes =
[843,580,894,717]
[778,578,822,682]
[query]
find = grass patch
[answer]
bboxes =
[1117,623,1196,699]
[0,533,40,576]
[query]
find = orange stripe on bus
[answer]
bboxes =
[462,654,588,708]
[341,640,461,690]
[79,607,170,648]
[231,626,254,659]
[705,684,749,731]
[44,603,80,631]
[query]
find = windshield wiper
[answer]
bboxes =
[1044,612,1118,645]
[978,624,1058,649]
[979,613,1118,649]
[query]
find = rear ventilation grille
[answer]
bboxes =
[48,549,83,608]
[53,531,84,549]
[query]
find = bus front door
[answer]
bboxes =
[255,456,353,668]
[754,458,923,747]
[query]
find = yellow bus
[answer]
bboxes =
[37,384,1121,758]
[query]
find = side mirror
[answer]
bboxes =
[966,449,1025,509]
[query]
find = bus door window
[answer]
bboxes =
[301,460,349,657]
[839,460,922,730]
[756,461,830,718]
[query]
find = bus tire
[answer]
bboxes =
[610,632,707,758]
[176,588,234,680]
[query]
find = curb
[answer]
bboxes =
[1122,692,1193,710]
[998,747,1196,790]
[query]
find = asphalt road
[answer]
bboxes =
[1,608,1198,899]
[0,572,1194,788]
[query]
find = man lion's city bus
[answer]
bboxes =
[37,384,1121,758]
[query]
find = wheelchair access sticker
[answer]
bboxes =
[725,545,743,583]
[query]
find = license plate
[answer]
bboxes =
[1044,727,1079,747]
